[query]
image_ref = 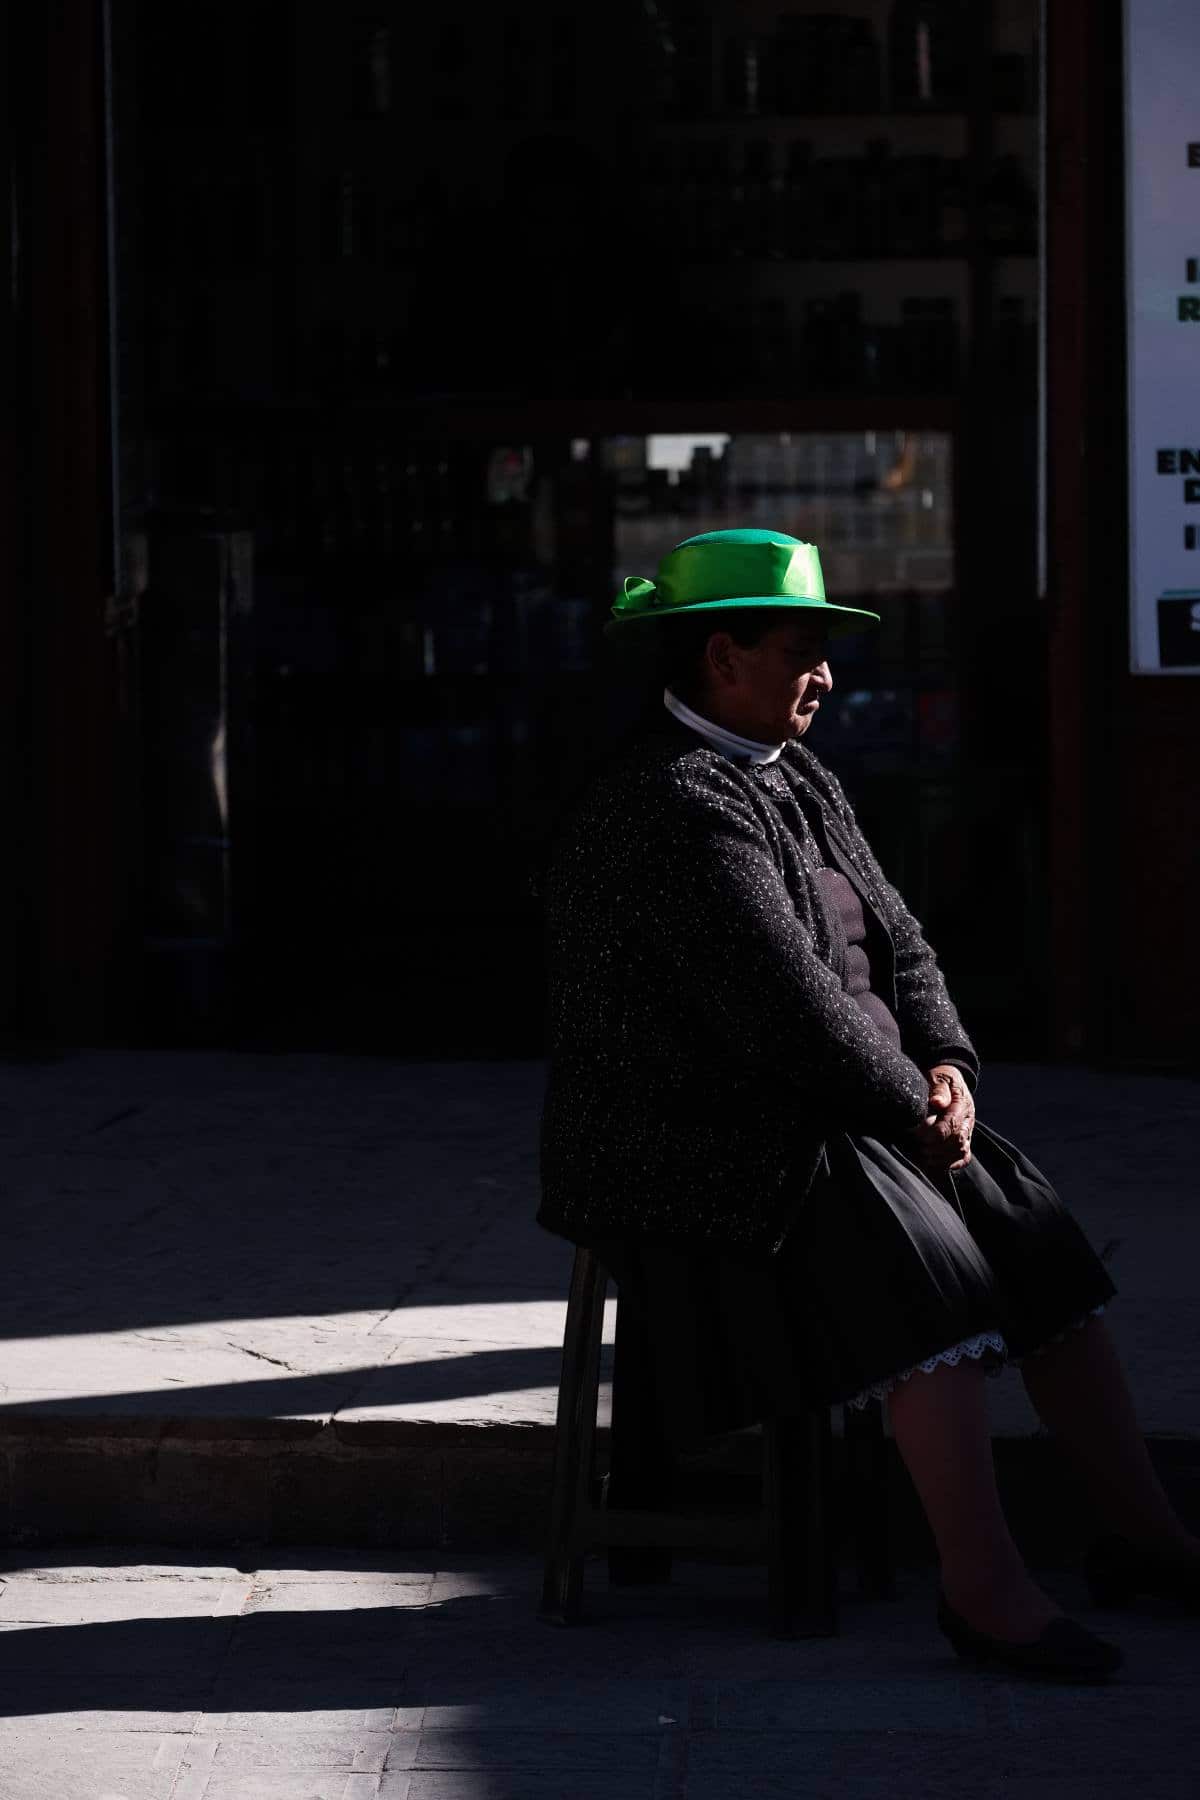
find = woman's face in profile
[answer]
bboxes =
[731,619,834,743]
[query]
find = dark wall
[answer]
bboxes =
[3,0,1076,1062]
[1,0,130,1050]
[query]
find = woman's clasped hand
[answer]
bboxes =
[906,1064,976,1177]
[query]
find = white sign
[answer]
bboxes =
[1124,0,1200,672]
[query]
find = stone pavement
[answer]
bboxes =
[1,1051,1199,1548]
[2,1544,1200,1799]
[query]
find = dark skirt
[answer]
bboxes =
[594,1118,1118,1457]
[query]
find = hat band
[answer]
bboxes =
[613,540,826,621]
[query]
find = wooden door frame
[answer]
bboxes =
[1,0,120,1046]
[1042,0,1129,1060]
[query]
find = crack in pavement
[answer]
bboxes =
[222,1340,301,1372]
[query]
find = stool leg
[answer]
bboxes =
[605,1280,675,1588]
[539,1248,608,1626]
[843,1398,894,1600]
[764,1409,838,1638]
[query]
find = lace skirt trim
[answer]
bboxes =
[844,1302,1108,1412]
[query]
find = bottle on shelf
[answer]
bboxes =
[423,568,494,676]
[431,20,474,121]
[817,14,877,114]
[781,140,816,259]
[761,140,788,260]
[402,452,429,555]
[666,7,716,121]
[499,10,538,120]
[774,13,822,117]
[340,454,368,559]
[191,163,218,271]
[335,170,356,261]
[801,292,865,391]
[370,454,396,565]
[740,297,791,386]
[311,450,340,566]
[722,31,766,117]
[992,295,1035,381]
[414,170,449,258]
[716,137,739,260]
[358,177,380,263]
[887,1,968,112]
[982,154,1037,252]
[491,566,544,677]
[380,175,416,267]
[674,138,704,260]
[991,51,1031,113]
[639,139,675,247]
[429,449,456,548]
[810,152,865,257]
[387,590,425,681]
[226,168,265,276]
[936,156,969,253]
[843,17,883,112]
[511,570,557,676]
[353,323,389,391]
[859,139,891,257]
[739,139,774,259]
[184,292,215,393]
[547,11,578,119]
[859,317,894,392]
[690,138,733,261]
[885,152,941,256]
[834,431,868,495]
[350,22,393,118]
[833,14,863,113]
[896,295,959,392]
[725,144,747,260]
[291,446,318,567]
[320,170,376,263]
[539,597,593,672]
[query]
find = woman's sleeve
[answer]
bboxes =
[630,761,933,1138]
[928,1056,979,1097]
[815,765,981,1093]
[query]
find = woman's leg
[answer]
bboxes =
[887,1355,1063,1640]
[1020,1313,1200,1561]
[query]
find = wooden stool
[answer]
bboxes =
[539,1245,893,1639]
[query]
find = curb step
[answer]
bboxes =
[4,1418,1198,1566]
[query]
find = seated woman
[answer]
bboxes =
[535,528,1200,1681]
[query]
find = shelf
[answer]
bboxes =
[138,108,1037,142]
[147,392,962,436]
[668,249,1034,266]
[325,109,1037,135]
[262,668,593,688]
[653,111,1037,128]
[148,248,1035,291]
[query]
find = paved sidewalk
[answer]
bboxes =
[2,1543,1199,1799]
[1,1052,1199,1546]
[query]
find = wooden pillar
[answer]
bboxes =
[1045,0,1200,1068]
[1043,0,1124,1060]
[1,0,121,1045]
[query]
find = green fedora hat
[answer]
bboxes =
[603,528,881,639]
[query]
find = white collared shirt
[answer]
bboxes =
[663,686,785,764]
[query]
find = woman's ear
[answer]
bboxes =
[707,630,740,687]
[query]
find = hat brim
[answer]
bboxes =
[602,596,881,640]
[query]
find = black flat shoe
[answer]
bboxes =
[1084,1534,1200,1613]
[937,1592,1123,1681]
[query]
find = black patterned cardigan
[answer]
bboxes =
[534,708,981,1260]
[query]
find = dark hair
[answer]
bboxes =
[653,607,790,700]
[526,609,779,904]
[526,606,822,904]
